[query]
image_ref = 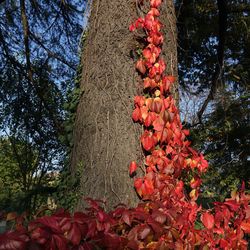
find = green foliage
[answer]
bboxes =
[0,139,23,212]
[0,138,58,213]
[191,92,250,201]
[60,42,85,148]
[52,163,83,212]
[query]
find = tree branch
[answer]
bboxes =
[29,32,76,70]
[20,0,33,83]
[197,0,227,122]
[20,0,64,135]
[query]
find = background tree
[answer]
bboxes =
[176,0,250,200]
[0,0,85,213]
[191,93,250,203]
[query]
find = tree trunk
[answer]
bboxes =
[71,0,177,210]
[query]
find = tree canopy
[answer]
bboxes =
[176,0,250,199]
[0,0,85,212]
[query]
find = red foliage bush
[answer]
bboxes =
[1,0,249,249]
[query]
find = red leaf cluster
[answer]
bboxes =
[128,0,250,248]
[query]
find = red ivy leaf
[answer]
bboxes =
[150,99,162,113]
[241,220,250,233]
[67,223,81,246]
[150,0,162,8]
[134,96,145,107]
[152,116,164,131]
[129,161,137,176]
[129,24,136,32]
[101,233,122,249]
[201,212,214,230]
[148,8,160,16]
[141,131,157,151]
[144,112,156,127]
[34,216,62,234]
[143,178,154,195]
[134,178,143,197]
[132,107,141,122]
[122,210,132,226]
[220,239,229,248]
[152,210,167,224]
[224,200,240,212]
[190,177,202,189]
[139,225,151,239]
[165,75,175,83]
[136,59,146,74]
[77,242,95,250]
[50,234,68,250]
[97,210,106,223]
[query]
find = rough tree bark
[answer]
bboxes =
[71,0,178,210]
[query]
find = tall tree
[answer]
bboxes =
[71,0,178,210]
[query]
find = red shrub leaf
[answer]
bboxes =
[0,231,28,250]
[139,225,151,240]
[67,223,81,246]
[122,210,132,226]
